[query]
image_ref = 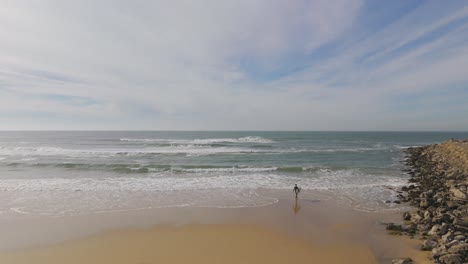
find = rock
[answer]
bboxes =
[438,253,462,264]
[432,246,446,257]
[433,246,451,260]
[424,210,432,219]
[386,223,403,231]
[453,225,468,234]
[454,235,465,241]
[446,240,461,249]
[448,243,468,255]
[420,198,430,208]
[386,223,405,235]
[433,213,451,224]
[391,257,414,264]
[403,211,411,221]
[410,212,422,223]
[447,201,462,209]
[417,224,429,232]
[421,239,438,251]
[403,223,417,234]
[450,187,467,200]
[439,223,449,236]
[442,232,454,243]
[428,224,440,236]
[452,218,468,227]
[436,206,448,216]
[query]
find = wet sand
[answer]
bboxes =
[0,190,431,263]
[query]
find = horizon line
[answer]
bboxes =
[0,130,468,133]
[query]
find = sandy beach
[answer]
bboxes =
[1,0,467,260]
[0,190,431,264]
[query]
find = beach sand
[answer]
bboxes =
[0,190,431,264]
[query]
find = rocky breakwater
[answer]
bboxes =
[388,139,468,264]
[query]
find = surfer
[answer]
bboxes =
[293,184,301,198]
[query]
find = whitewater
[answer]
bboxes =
[1,131,467,217]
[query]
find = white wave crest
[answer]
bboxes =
[120,138,165,142]
[0,145,263,157]
[120,136,273,144]
[0,169,407,192]
[178,167,278,173]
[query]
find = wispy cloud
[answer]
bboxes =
[0,0,467,130]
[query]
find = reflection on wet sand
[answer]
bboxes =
[292,198,301,214]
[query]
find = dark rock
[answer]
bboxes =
[433,213,451,224]
[435,207,448,215]
[410,212,423,223]
[391,257,414,264]
[403,211,411,221]
[452,218,468,227]
[442,231,453,243]
[453,225,468,234]
[448,243,468,255]
[386,223,403,231]
[386,223,405,235]
[432,246,446,257]
[438,253,462,264]
[421,239,438,251]
[439,223,449,236]
[446,240,461,247]
[447,201,462,209]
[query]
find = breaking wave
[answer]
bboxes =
[0,169,407,192]
[120,136,273,144]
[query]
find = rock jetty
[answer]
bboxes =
[388,139,468,264]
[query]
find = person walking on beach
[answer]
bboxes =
[293,184,301,198]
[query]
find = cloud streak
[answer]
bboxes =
[0,0,467,130]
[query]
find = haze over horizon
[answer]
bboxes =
[1,0,468,131]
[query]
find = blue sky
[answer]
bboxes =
[0,0,467,130]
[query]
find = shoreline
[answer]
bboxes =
[0,186,409,223]
[0,191,431,263]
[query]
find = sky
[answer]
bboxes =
[0,0,468,131]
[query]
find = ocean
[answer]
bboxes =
[1,131,467,217]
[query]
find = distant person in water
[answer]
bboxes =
[293,184,301,198]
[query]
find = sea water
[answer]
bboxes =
[0,131,467,217]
